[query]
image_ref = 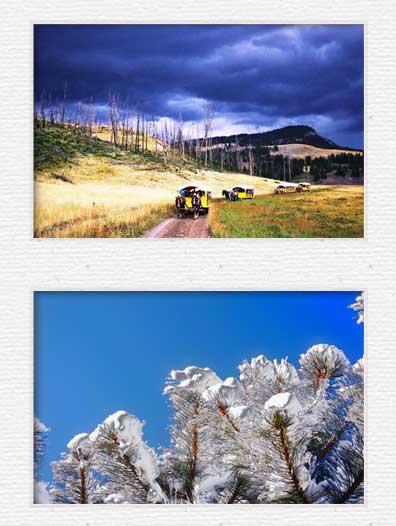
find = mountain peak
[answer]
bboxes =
[211,125,342,150]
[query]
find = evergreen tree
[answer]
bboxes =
[49,297,364,504]
[51,433,98,503]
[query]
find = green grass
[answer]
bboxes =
[34,124,181,175]
[34,125,118,171]
[209,187,364,238]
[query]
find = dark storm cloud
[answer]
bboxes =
[34,24,364,148]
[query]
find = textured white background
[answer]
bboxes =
[1,0,396,524]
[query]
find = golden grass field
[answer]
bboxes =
[34,126,278,237]
[34,125,364,238]
[209,185,364,238]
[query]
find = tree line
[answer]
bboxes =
[34,86,363,180]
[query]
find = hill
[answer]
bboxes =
[273,143,363,159]
[210,125,361,151]
[34,125,278,237]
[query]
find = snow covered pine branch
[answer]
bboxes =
[349,292,364,325]
[45,343,363,504]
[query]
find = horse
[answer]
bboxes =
[223,189,238,201]
[175,195,186,218]
[191,193,201,220]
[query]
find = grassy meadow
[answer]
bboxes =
[209,186,364,238]
[34,125,277,237]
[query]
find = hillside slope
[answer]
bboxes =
[274,143,363,159]
[210,125,361,152]
[34,125,278,237]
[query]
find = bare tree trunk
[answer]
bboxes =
[40,91,46,127]
[48,93,54,126]
[248,145,254,176]
[162,120,169,165]
[135,113,140,152]
[203,105,215,168]
[75,101,82,133]
[141,113,145,152]
[108,92,120,146]
[85,97,94,138]
[235,137,240,172]
[60,81,68,128]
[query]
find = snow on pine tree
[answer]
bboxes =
[51,433,99,503]
[349,292,364,325]
[34,417,51,503]
[34,417,49,480]
[49,298,363,504]
[89,411,166,503]
[160,367,252,503]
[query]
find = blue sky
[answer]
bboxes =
[34,291,363,482]
[34,24,364,148]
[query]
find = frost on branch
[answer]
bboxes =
[349,293,364,324]
[274,358,300,388]
[203,377,250,423]
[34,417,49,479]
[239,354,275,384]
[263,392,302,420]
[50,343,363,504]
[90,411,166,503]
[34,481,51,504]
[299,344,350,390]
[34,417,51,503]
[161,366,252,503]
[164,365,221,394]
[51,432,98,504]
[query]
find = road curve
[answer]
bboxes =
[143,214,210,238]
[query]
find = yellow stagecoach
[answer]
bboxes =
[296,182,312,192]
[274,183,298,194]
[175,183,212,219]
[232,184,254,199]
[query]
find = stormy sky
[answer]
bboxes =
[34,24,364,148]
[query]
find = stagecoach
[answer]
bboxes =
[175,183,212,219]
[232,185,254,199]
[274,183,298,194]
[296,182,312,192]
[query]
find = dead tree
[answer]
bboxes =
[162,120,169,165]
[177,114,184,160]
[75,102,82,133]
[40,92,46,127]
[248,145,254,176]
[203,105,215,168]
[144,115,148,152]
[141,113,145,152]
[235,137,241,172]
[121,98,130,150]
[108,93,120,146]
[85,98,95,138]
[60,81,68,128]
[47,93,56,127]
[135,112,140,151]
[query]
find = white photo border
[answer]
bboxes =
[1,0,396,525]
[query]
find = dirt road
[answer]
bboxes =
[143,214,210,238]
